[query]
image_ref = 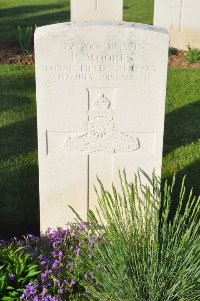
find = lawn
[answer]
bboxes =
[0,65,39,237]
[163,69,200,200]
[0,0,199,237]
[0,65,199,237]
[0,0,154,46]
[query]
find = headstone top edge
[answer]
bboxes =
[35,21,169,36]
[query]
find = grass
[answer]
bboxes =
[163,69,200,199]
[123,0,154,24]
[0,65,39,237]
[0,0,199,237]
[0,0,154,46]
[0,0,70,46]
[0,66,199,237]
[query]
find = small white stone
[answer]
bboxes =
[154,0,200,49]
[70,0,123,22]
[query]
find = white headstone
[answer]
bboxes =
[154,0,200,49]
[35,10,169,232]
[70,0,123,22]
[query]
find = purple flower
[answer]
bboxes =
[41,269,52,281]
[52,259,60,268]
[83,291,90,297]
[50,251,56,257]
[52,240,61,248]
[39,255,51,265]
[19,225,94,299]
[9,273,15,280]
[73,247,81,255]
[50,231,60,239]
[0,239,6,247]
[20,282,38,299]
[70,280,76,285]
[67,227,73,234]
[27,234,38,241]
[46,227,52,234]
[77,223,86,232]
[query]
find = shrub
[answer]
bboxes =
[20,226,92,300]
[186,45,200,63]
[72,172,200,301]
[16,25,36,55]
[0,241,40,301]
[168,47,178,57]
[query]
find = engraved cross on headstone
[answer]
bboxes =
[170,0,192,32]
[64,88,140,208]
[70,0,123,22]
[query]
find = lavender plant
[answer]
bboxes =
[71,172,200,301]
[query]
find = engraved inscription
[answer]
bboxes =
[46,64,155,81]
[65,92,140,153]
[45,40,156,82]
[66,42,137,51]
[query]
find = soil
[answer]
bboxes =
[0,47,34,65]
[0,47,200,68]
[169,50,200,68]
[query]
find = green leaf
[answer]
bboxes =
[0,275,6,290]
[27,264,38,271]
[1,297,13,301]
[6,286,14,290]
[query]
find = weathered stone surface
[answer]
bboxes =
[154,0,200,49]
[35,22,169,231]
[70,0,123,22]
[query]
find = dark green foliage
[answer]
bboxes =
[16,25,36,54]
[0,243,40,300]
[168,47,178,57]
